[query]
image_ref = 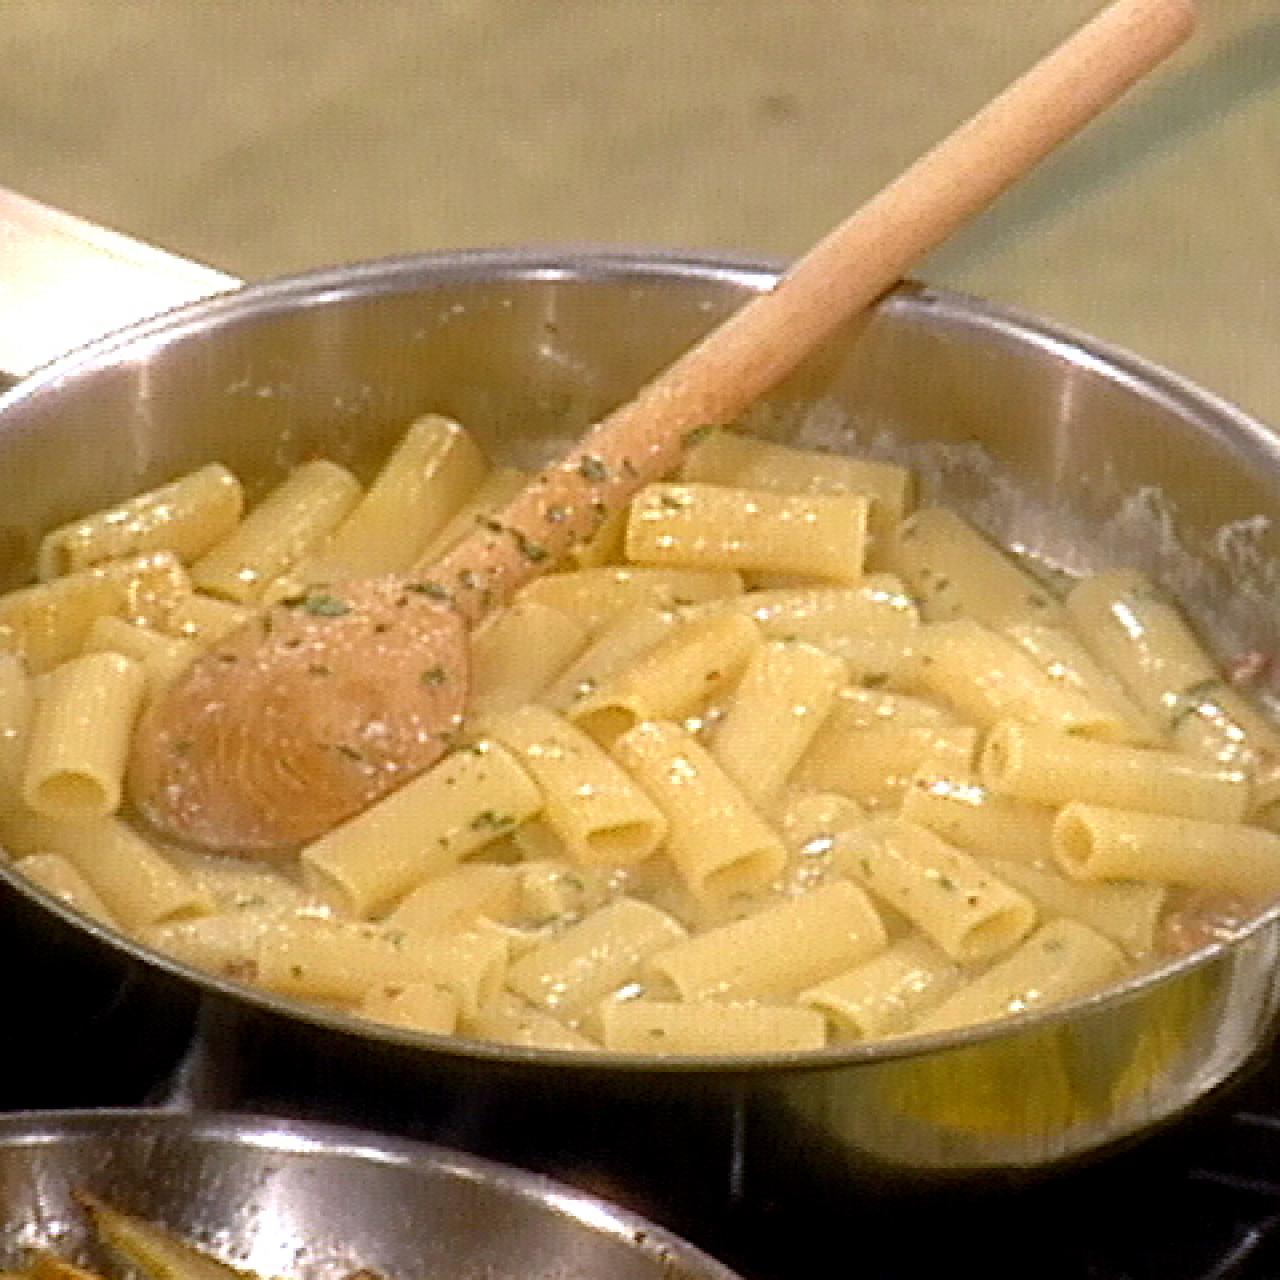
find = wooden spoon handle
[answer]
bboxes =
[435,0,1195,622]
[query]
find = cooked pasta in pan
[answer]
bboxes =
[3,415,1279,1053]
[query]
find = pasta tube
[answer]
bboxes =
[17,814,211,928]
[702,577,919,680]
[304,414,487,578]
[467,601,588,721]
[83,615,199,693]
[794,722,977,811]
[191,460,361,602]
[834,818,1037,963]
[1054,803,1280,897]
[649,880,886,1001]
[0,551,191,672]
[141,910,286,979]
[540,606,678,711]
[516,566,744,633]
[463,992,600,1051]
[0,652,34,792]
[885,507,1063,627]
[987,857,1165,957]
[913,919,1127,1034]
[599,999,827,1054]
[505,897,687,1018]
[412,465,525,566]
[37,463,243,578]
[1065,569,1280,769]
[709,640,847,807]
[678,429,911,542]
[906,619,1129,736]
[626,483,868,583]
[1002,620,1157,744]
[300,740,542,918]
[159,593,254,647]
[611,720,787,900]
[980,720,1250,823]
[825,683,959,730]
[384,864,519,935]
[571,613,759,744]
[257,919,507,1015]
[900,765,1057,865]
[799,936,963,1039]
[359,982,460,1035]
[22,652,146,820]
[13,852,116,925]
[485,706,668,866]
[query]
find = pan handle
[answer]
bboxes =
[0,187,240,384]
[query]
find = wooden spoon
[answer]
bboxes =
[130,0,1196,853]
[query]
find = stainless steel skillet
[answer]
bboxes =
[3,189,1280,1194]
[0,1109,743,1280]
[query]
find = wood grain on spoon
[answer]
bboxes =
[131,0,1196,853]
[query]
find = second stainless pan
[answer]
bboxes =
[3,196,1280,1196]
[0,1109,741,1280]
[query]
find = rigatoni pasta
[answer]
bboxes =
[610,720,787,901]
[3,415,1280,1059]
[300,739,542,918]
[22,652,146,820]
[485,705,667,867]
[191,459,361,602]
[626,483,868,583]
[37,463,244,579]
[304,414,487,579]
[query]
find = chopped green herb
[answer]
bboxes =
[302,593,350,617]
[477,515,505,534]
[511,528,550,563]
[173,738,194,756]
[422,665,447,687]
[333,743,364,762]
[470,809,515,832]
[578,455,609,483]
[545,504,569,524]
[863,672,889,688]
[1170,678,1225,729]
[290,964,304,979]
[682,424,716,449]
[308,663,332,676]
[407,580,452,601]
